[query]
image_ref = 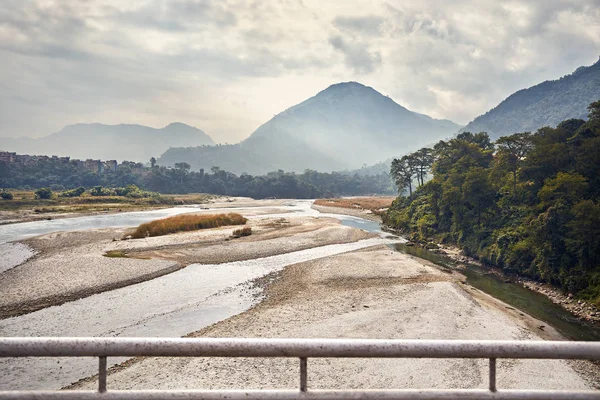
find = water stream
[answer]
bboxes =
[391,243,600,342]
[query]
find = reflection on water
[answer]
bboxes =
[391,243,600,341]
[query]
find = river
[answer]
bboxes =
[0,200,598,391]
[0,201,393,390]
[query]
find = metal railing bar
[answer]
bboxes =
[98,356,107,393]
[1,338,599,359]
[299,357,307,392]
[489,357,496,392]
[1,389,599,400]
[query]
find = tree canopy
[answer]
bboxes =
[385,101,600,306]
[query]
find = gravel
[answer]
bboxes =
[71,246,592,391]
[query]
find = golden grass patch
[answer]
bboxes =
[129,213,247,239]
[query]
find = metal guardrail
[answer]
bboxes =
[1,337,599,399]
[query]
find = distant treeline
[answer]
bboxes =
[0,159,394,198]
[386,101,600,305]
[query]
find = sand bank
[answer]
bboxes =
[71,245,594,391]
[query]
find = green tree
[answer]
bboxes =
[496,132,533,197]
[390,156,415,196]
[150,157,157,168]
[34,187,53,199]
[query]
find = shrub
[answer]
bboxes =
[34,187,53,199]
[232,226,252,238]
[129,213,247,239]
[1,191,13,200]
[61,187,86,198]
[90,186,116,196]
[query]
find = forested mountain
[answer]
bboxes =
[0,122,214,162]
[158,82,460,174]
[386,101,600,305]
[461,57,600,138]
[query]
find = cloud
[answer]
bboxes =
[0,0,599,142]
[332,15,384,36]
[329,35,382,74]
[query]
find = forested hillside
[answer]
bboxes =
[386,101,600,305]
[0,160,394,198]
[461,58,600,138]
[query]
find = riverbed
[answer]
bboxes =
[0,199,598,391]
[0,200,394,390]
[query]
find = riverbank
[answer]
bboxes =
[425,241,600,325]
[0,193,221,226]
[70,244,598,391]
[0,212,373,319]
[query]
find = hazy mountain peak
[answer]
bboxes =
[461,58,600,138]
[0,122,214,162]
[159,82,460,174]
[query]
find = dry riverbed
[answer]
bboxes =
[71,245,598,391]
[0,213,372,319]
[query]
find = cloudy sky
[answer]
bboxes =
[1,0,599,142]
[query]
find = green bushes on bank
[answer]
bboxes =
[386,101,600,305]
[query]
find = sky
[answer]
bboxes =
[1,0,600,143]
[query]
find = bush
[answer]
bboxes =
[129,213,247,239]
[232,226,252,238]
[61,187,86,198]
[34,187,53,199]
[90,186,116,196]
[1,191,13,200]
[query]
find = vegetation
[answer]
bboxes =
[34,187,53,199]
[129,213,247,239]
[314,197,395,213]
[1,190,13,200]
[0,159,394,198]
[232,226,252,238]
[385,101,600,305]
[0,190,213,215]
[461,58,600,138]
[103,250,129,258]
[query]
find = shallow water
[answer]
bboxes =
[0,235,394,390]
[391,243,600,342]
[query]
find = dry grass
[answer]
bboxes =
[129,213,247,239]
[103,250,129,258]
[0,192,215,213]
[232,226,252,238]
[314,197,395,212]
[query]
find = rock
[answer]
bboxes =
[425,243,439,250]
[405,242,415,246]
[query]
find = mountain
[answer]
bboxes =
[461,57,600,138]
[159,82,461,174]
[0,122,214,162]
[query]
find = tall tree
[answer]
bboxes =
[390,156,415,196]
[496,132,533,197]
[413,148,435,187]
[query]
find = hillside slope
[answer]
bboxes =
[461,57,600,138]
[0,122,214,162]
[159,82,460,173]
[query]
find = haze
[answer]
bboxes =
[1,0,599,142]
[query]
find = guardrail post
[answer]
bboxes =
[489,357,496,392]
[98,356,107,393]
[300,357,307,392]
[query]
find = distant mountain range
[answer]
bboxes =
[159,82,461,174]
[0,122,214,162]
[461,57,600,138]
[4,57,599,174]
